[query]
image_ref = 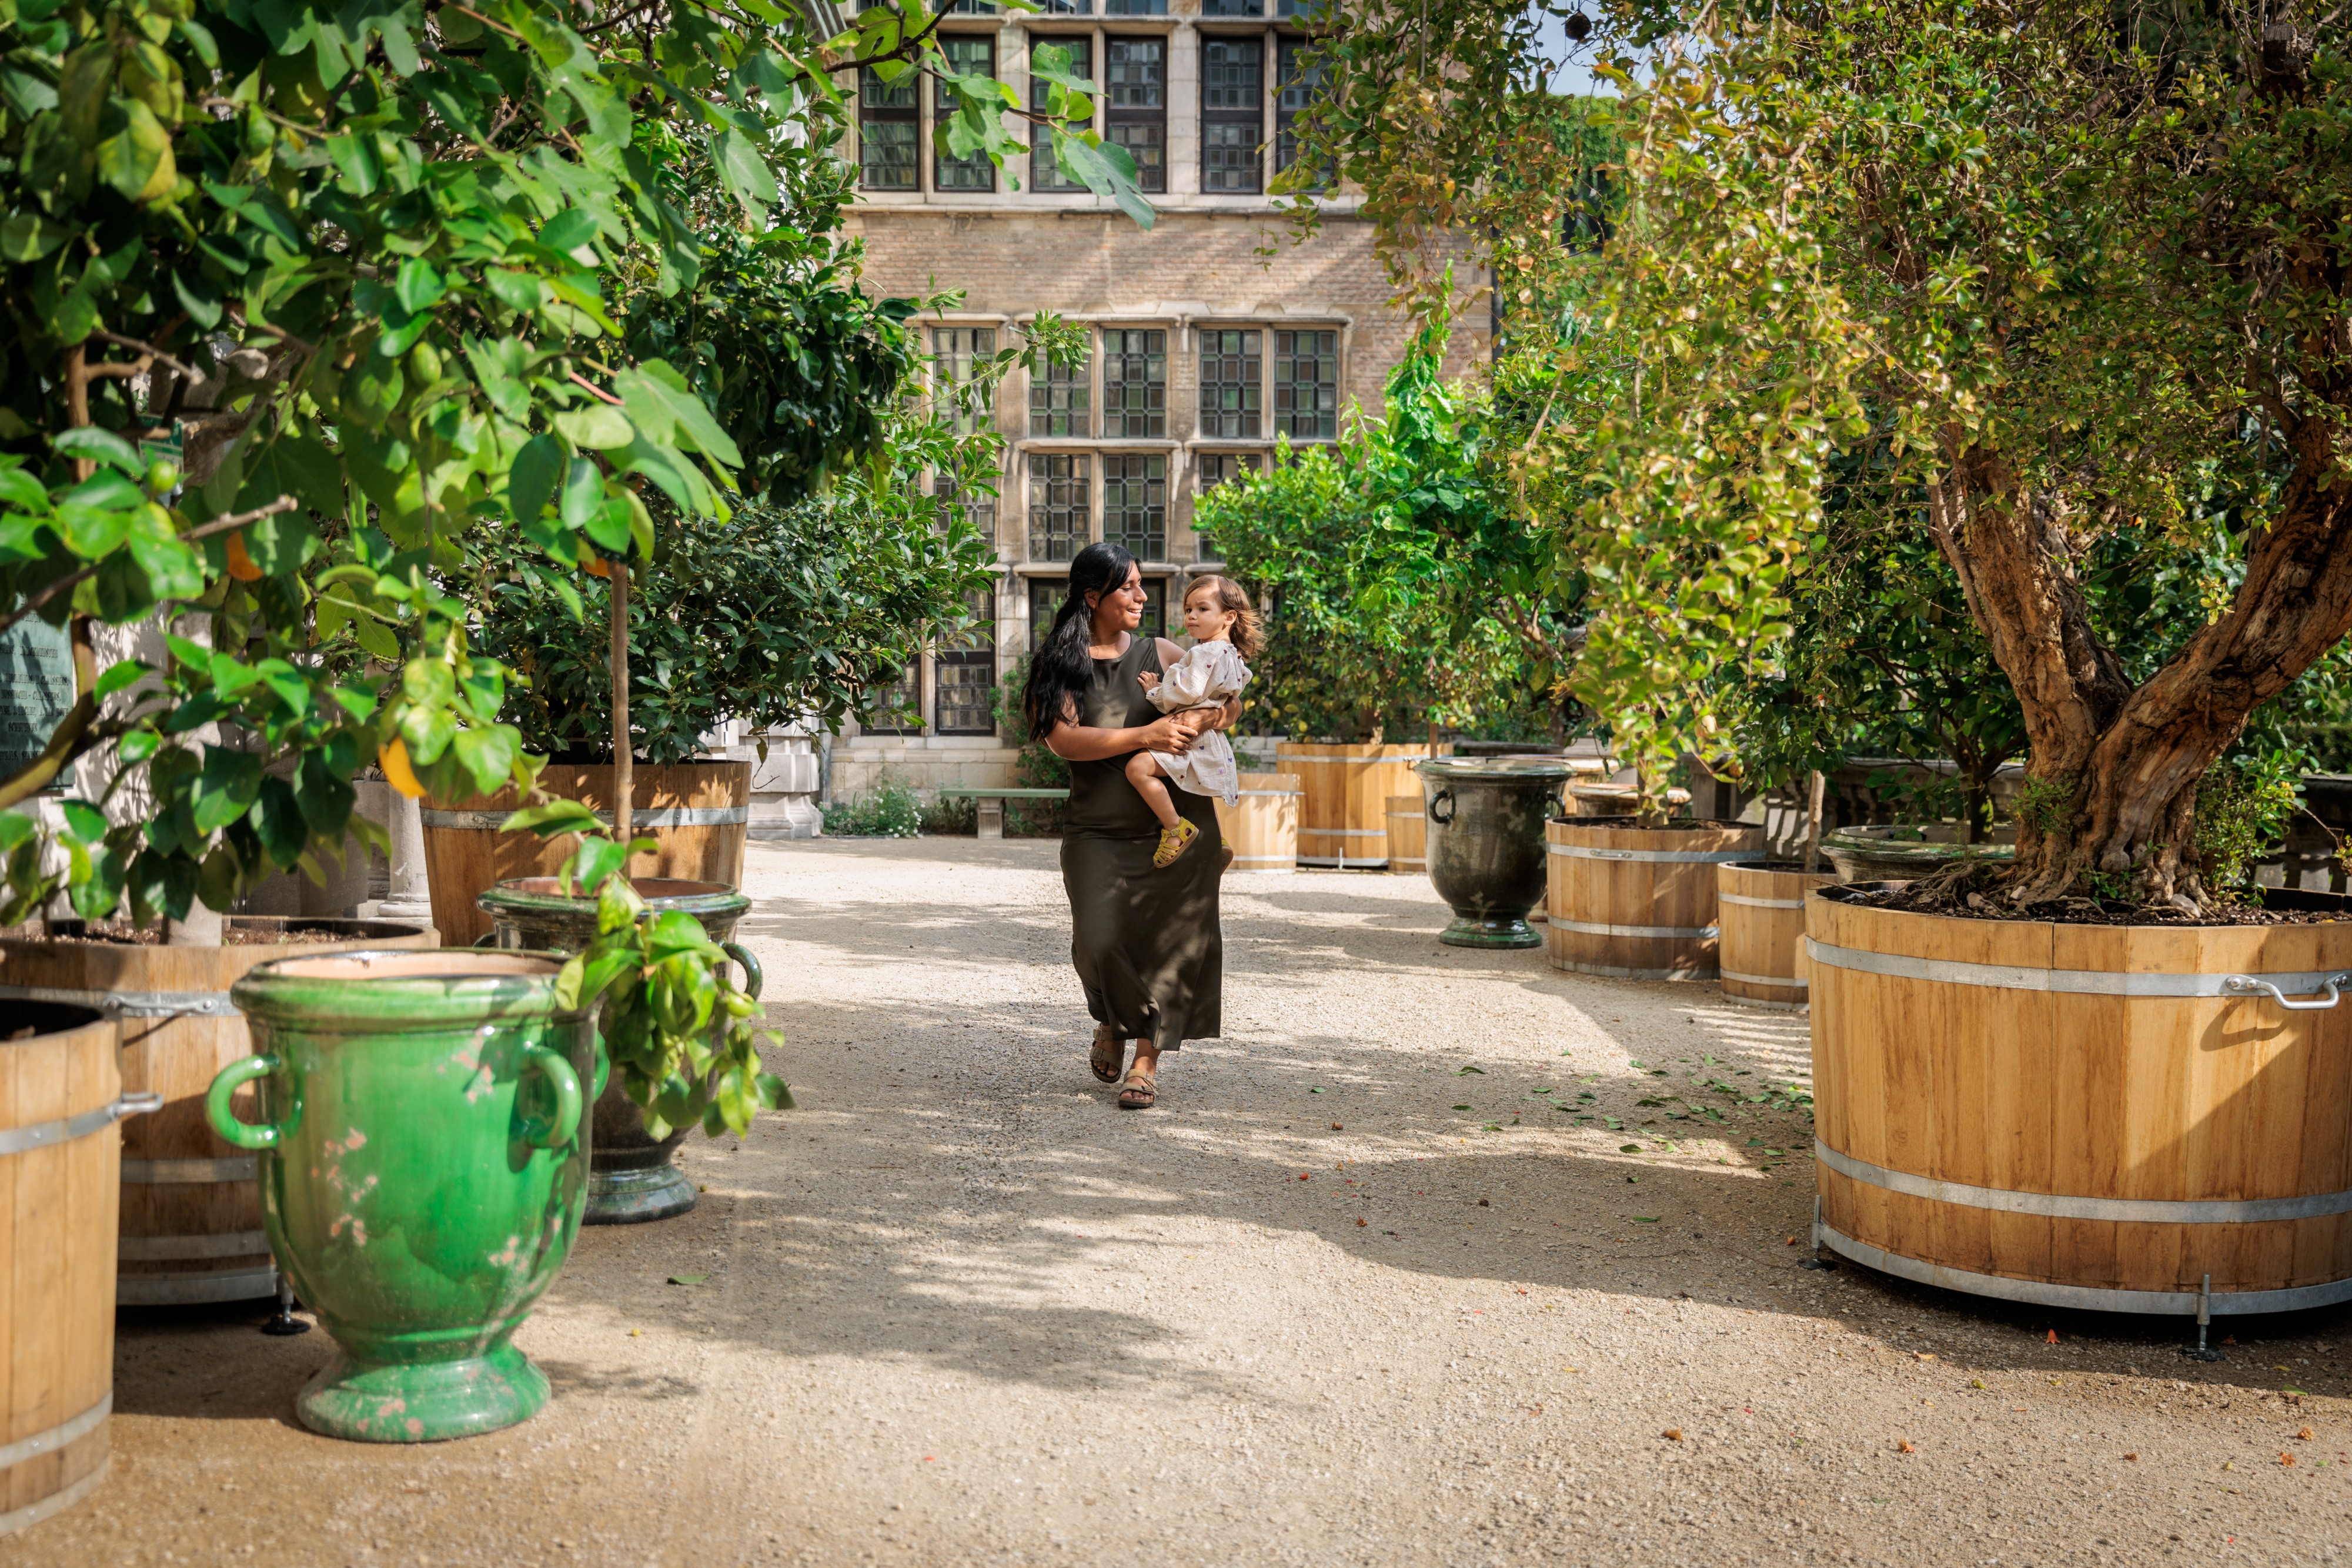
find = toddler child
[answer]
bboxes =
[1129,575,1261,868]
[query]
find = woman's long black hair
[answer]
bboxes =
[1023,540,1139,743]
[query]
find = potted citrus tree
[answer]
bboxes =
[1,0,1139,1445]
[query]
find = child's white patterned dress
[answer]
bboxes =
[1145,640,1252,806]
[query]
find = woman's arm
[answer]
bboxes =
[1043,701,1197,762]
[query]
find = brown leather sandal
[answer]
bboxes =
[1117,1071,1158,1110]
[1090,1025,1125,1085]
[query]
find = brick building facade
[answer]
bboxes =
[826,0,1482,799]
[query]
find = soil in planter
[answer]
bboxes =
[1838,871,2349,927]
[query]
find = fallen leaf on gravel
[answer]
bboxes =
[1331,1122,1344,1131]
[1916,1352,1937,1362]
[2300,1427,2315,1440]
[1310,1087,1326,1094]
[1620,1144,1643,1154]
[1633,1216,1660,1223]
[2224,1335,2238,1345]
[2047,1330,2060,1343]
[1356,1217,1367,1226]
[1458,1066,1486,1075]
[1298,1174,1311,1181]
[2125,1453,2139,1462]
[1454,1104,1474,1111]
[2274,1365,2291,1372]
[1897,1440,1916,1453]
[1971,1380,1986,1390]
[667,1273,709,1286]
[1662,1429,1683,1442]
[2282,1452,2297,1466]
[629,1329,642,1337]
[1785,1236,1799,1245]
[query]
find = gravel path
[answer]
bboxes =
[18,838,2352,1567]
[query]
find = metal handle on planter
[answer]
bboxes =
[1428,788,1455,827]
[515,1042,582,1151]
[207,1055,296,1151]
[474,931,500,949]
[2223,972,2352,1011]
[722,941,764,1004]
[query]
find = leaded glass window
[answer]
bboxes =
[1104,0,1164,12]
[1104,454,1167,560]
[1105,38,1166,194]
[1194,452,1260,561]
[1275,38,1327,184]
[864,661,923,735]
[934,38,998,192]
[1274,328,1338,439]
[1030,336,1091,436]
[1028,453,1090,560]
[932,326,996,436]
[1198,329,1261,438]
[934,587,998,734]
[1030,38,1094,191]
[859,66,918,191]
[1201,39,1262,194]
[1102,329,1166,437]
[933,468,998,535]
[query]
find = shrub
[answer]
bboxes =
[821,780,922,838]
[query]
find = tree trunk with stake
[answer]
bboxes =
[610,561,632,860]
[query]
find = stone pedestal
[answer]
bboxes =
[356,783,433,924]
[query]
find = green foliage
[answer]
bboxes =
[510,801,786,1140]
[2195,761,2302,895]
[991,656,1069,833]
[821,777,921,838]
[1197,322,1567,742]
[0,0,1142,927]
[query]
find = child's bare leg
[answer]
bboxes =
[1125,751,1181,830]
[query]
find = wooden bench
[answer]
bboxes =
[934,787,1071,840]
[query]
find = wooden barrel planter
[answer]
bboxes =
[1545,820,1763,979]
[0,1004,151,1536]
[0,918,435,1305]
[1808,887,2352,1315]
[1716,861,1836,1009]
[422,760,750,947]
[1384,795,1426,875]
[1212,773,1301,872]
[1275,743,1445,869]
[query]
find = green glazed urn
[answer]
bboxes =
[477,877,759,1225]
[212,950,594,1443]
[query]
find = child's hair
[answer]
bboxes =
[1184,574,1264,660]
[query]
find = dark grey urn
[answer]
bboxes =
[478,877,759,1224]
[1413,757,1578,948]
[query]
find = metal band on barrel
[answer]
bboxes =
[1805,940,2347,998]
[1816,1140,2352,1223]
[0,1094,162,1156]
[118,1229,273,1262]
[0,983,237,1018]
[0,1393,109,1473]
[1718,892,1806,910]
[123,1156,259,1184]
[421,806,749,830]
[1547,844,1752,864]
[1719,967,1804,989]
[1552,919,1718,940]
[1811,1220,2352,1318]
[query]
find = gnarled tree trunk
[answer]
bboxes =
[1927,411,2352,910]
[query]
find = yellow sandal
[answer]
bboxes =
[1152,818,1201,868]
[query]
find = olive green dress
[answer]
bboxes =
[1060,634,1224,1053]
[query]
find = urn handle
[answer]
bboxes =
[516,1042,583,1151]
[2223,972,2352,1011]
[1428,788,1456,826]
[722,941,765,1004]
[206,1054,297,1151]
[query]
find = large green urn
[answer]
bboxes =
[210,950,594,1443]
[1415,756,1579,948]
[478,877,759,1225]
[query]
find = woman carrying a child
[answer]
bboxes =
[1021,541,1261,1110]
